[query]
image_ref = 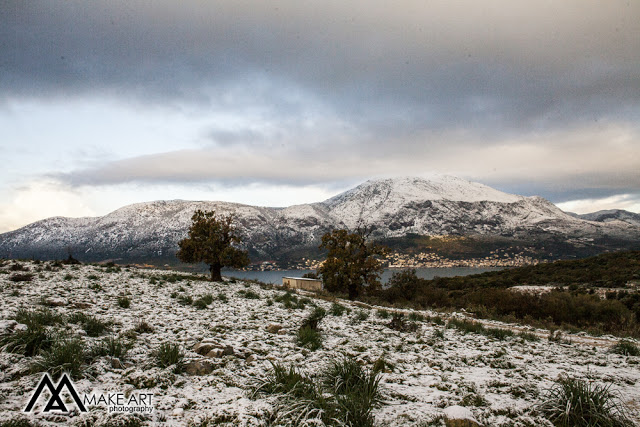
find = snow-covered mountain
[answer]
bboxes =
[577,209,640,227]
[0,176,638,262]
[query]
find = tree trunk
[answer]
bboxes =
[209,263,222,282]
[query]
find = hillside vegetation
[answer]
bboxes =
[376,251,640,337]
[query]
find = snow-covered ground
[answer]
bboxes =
[1,260,639,426]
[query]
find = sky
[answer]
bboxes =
[1,0,639,233]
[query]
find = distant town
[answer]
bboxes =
[245,247,543,271]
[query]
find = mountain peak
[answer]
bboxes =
[323,175,523,207]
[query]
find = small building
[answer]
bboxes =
[282,276,323,292]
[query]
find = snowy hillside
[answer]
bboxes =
[0,176,638,262]
[579,209,640,227]
[0,260,638,426]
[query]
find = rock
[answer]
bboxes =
[72,302,93,309]
[443,405,480,427]
[13,323,28,332]
[205,349,224,358]
[184,360,215,376]
[109,357,124,369]
[0,320,18,332]
[277,329,287,335]
[172,407,184,417]
[266,324,283,334]
[246,354,257,363]
[193,342,217,356]
[222,345,234,356]
[44,297,67,306]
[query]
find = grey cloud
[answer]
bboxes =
[55,122,640,204]
[1,0,639,133]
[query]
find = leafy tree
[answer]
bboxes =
[177,210,250,281]
[318,228,389,300]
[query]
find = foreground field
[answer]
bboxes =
[0,260,639,426]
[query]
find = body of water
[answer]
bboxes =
[223,267,503,286]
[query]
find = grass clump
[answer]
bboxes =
[152,342,184,373]
[253,357,382,427]
[274,291,308,309]
[15,308,63,328]
[296,307,326,351]
[253,362,318,399]
[91,336,133,360]
[176,294,193,306]
[609,339,640,356]
[0,417,40,427]
[329,302,348,316]
[538,376,633,427]
[193,294,214,309]
[134,320,154,334]
[485,327,514,341]
[297,327,322,351]
[1,327,52,357]
[9,273,34,282]
[2,308,65,357]
[518,331,540,342]
[117,296,131,308]
[68,312,110,337]
[353,309,369,322]
[238,289,261,299]
[31,335,85,379]
[448,318,485,335]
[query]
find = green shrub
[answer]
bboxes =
[609,340,640,356]
[217,293,228,303]
[117,296,131,308]
[152,342,184,372]
[32,335,85,379]
[538,376,633,427]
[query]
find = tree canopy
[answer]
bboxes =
[318,228,389,300]
[177,210,250,281]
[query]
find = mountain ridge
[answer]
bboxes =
[1,176,639,263]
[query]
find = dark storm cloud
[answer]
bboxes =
[2,0,639,130]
